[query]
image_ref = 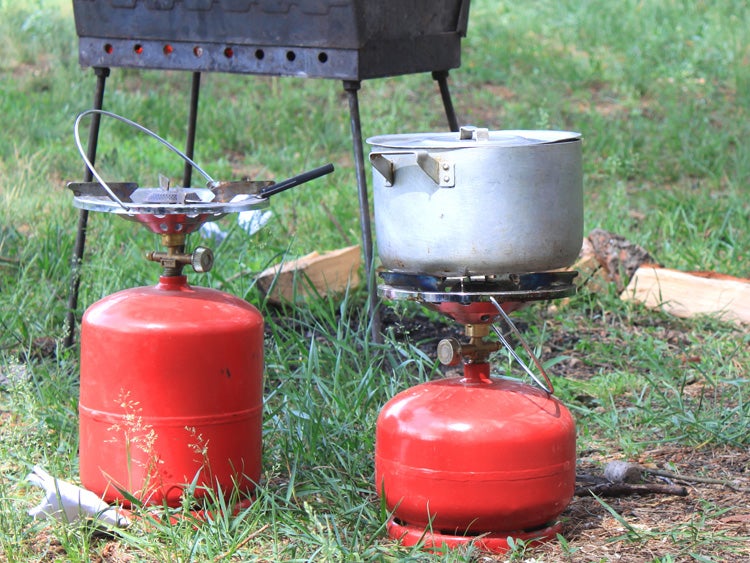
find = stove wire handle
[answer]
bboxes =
[489,296,555,395]
[73,109,215,210]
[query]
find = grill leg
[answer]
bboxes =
[64,66,110,349]
[182,72,202,187]
[432,70,460,132]
[343,80,381,342]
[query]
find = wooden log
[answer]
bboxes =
[621,266,750,325]
[586,228,658,292]
[555,230,657,298]
[256,245,361,304]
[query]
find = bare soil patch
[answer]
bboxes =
[540,446,750,563]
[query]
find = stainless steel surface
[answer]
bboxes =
[377,271,578,305]
[368,128,583,276]
[70,110,270,217]
[72,0,470,81]
[378,281,577,305]
[368,127,580,149]
[68,183,268,215]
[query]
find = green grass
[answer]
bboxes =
[1,0,749,561]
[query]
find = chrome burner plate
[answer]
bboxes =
[67,182,271,215]
[378,271,578,304]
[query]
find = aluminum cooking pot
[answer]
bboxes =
[367,126,583,277]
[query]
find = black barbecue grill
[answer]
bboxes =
[73,0,469,80]
[66,0,471,345]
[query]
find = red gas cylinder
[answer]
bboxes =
[79,275,264,506]
[375,362,576,550]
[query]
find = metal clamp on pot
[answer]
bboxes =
[370,151,455,188]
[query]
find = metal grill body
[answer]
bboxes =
[73,0,469,79]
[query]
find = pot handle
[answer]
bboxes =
[369,152,397,186]
[369,151,455,188]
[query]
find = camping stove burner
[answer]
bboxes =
[67,110,333,234]
[378,269,579,394]
[67,110,333,278]
[378,270,577,305]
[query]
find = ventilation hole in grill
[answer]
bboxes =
[318,52,328,63]
[104,43,113,54]
[255,49,264,60]
[163,44,174,55]
[224,47,234,58]
[193,46,203,57]
[286,51,296,62]
[133,44,143,55]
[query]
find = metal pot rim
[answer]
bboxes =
[366,128,581,150]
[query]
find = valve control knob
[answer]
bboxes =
[437,337,462,366]
[191,246,214,273]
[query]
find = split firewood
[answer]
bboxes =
[561,230,749,325]
[557,229,658,299]
[583,228,659,292]
[621,266,750,325]
[256,245,361,304]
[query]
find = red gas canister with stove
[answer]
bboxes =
[69,110,334,507]
[375,277,579,552]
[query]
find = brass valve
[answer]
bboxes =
[146,234,214,276]
[436,323,500,366]
[146,246,214,274]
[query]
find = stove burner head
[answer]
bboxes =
[66,181,272,234]
[68,110,333,234]
[378,271,577,318]
[378,271,577,324]
[379,270,574,393]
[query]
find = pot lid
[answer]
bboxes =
[366,126,581,149]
